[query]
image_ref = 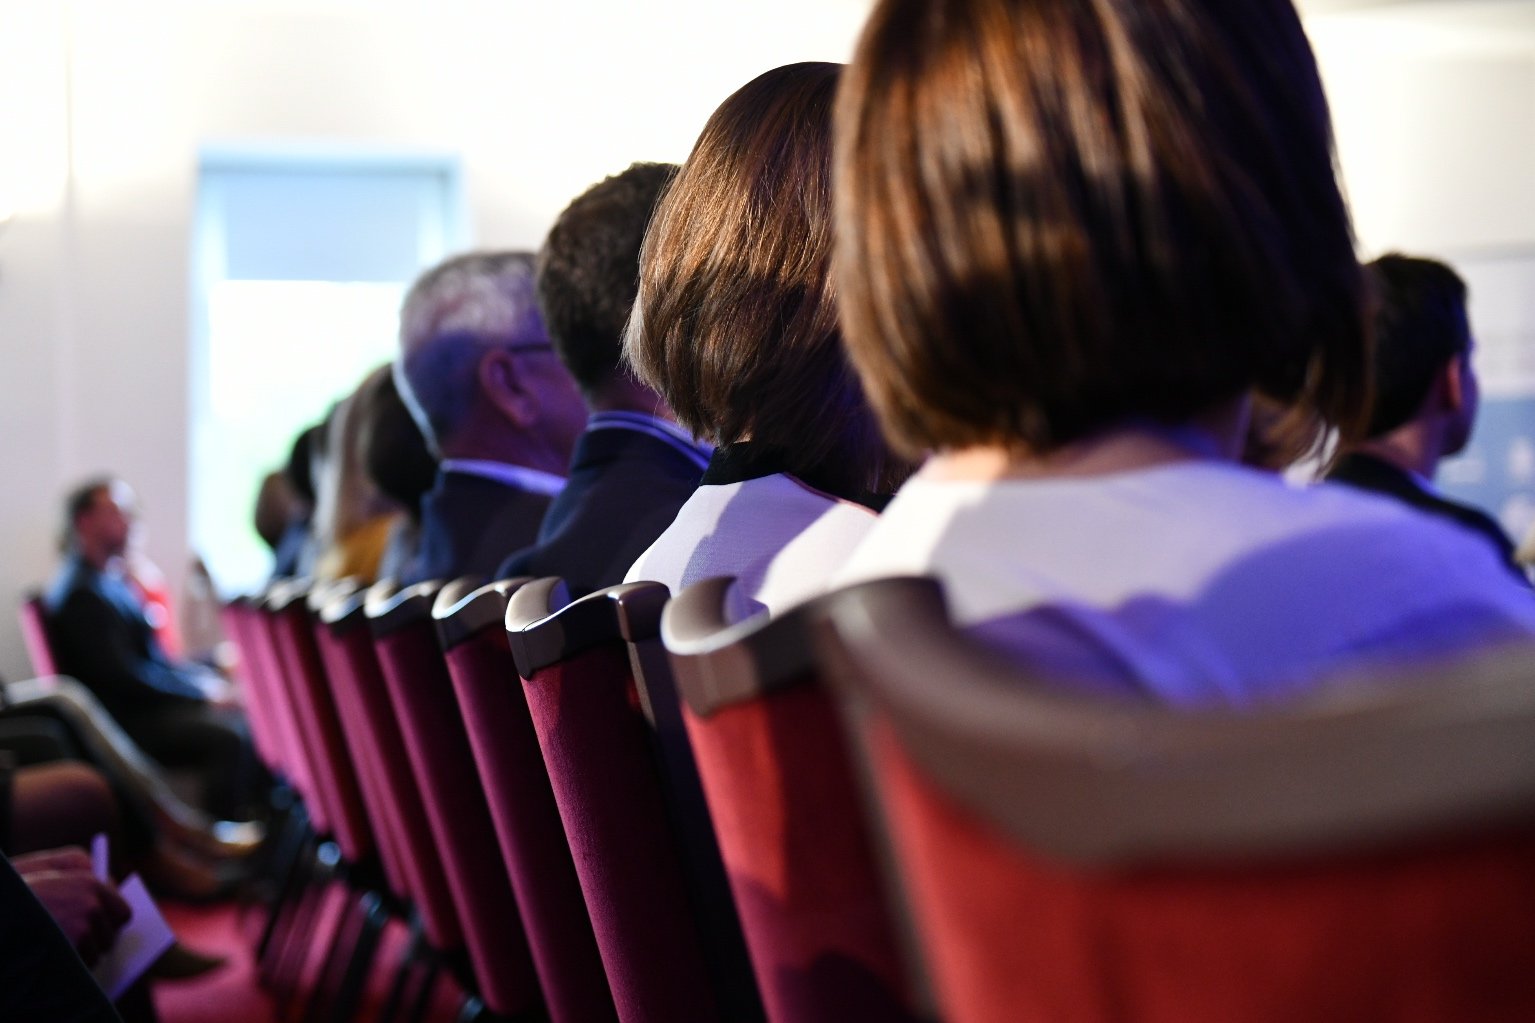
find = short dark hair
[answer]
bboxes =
[61,476,116,551]
[538,163,679,397]
[834,0,1369,458]
[283,425,321,506]
[1362,254,1470,438]
[626,62,889,490]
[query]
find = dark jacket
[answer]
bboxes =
[497,425,705,598]
[1326,452,1526,581]
[44,556,208,723]
[397,468,556,587]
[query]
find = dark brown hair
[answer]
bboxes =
[539,162,679,397]
[625,62,889,490]
[1364,254,1470,438]
[834,0,1369,458]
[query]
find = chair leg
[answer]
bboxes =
[379,916,436,1023]
[301,883,367,1023]
[254,799,311,968]
[322,891,389,1023]
[274,842,339,1012]
[258,828,319,990]
[404,955,443,1023]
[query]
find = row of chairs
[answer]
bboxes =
[35,568,1535,1022]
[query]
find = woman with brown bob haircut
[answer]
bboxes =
[833,0,1535,703]
[624,61,896,617]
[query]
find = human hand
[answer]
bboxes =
[20,855,132,965]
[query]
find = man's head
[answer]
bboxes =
[395,251,586,471]
[1364,254,1477,454]
[538,163,679,408]
[65,478,136,567]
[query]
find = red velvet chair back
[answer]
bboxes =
[367,580,541,1017]
[507,578,762,1023]
[822,576,1535,1023]
[248,591,326,832]
[306,583,413,901]
[315,584,460,950]
[434,577,617,1023]
[266,580,374,863]
[662,577,917,1023]
[18,592,58,677]
[217,598,283,775]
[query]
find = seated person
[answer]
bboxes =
[495,162,712,598]
[394,252,588,585]
[45,479,257,818]
[624,64,899,618]
[266,424,321,581]
[364,369,439,584]
[829,0,1535,704]
[311,365,409,585]
[1324,254,1523,576]
[0,851,122,1022]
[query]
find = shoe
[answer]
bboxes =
[139,843,235,903]
[188,819,266,861]
[155,809,266,862]
[148,941,227,981]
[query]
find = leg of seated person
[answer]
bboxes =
[121,704,255,820]
[9,761,119,857]
[3,677,250,838]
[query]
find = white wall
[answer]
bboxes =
[0,0,875,681]
[2,0,1534,682]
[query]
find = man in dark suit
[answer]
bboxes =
[44,479,257,817]
[1325,254,1523,576]
[393,251,588,585]
[494,163,710,598]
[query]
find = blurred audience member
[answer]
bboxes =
[624,64,898,618]
[0,851,122,1021]
[311,365,405,584]
[394,251,586,585]
[269,424,321,580]
[830,0,1535,702]
[1325,254,1523,577]
[364,369,439,582]
[45,479,258,818]
[495,161,711,597]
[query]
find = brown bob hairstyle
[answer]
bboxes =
[833,0,1370,459]
[625,62,890,491]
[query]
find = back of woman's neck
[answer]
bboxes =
[926,403,1249,483]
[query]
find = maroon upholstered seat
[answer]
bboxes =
[218,597,285,777]
[18,592,59,677]
[310,584,411,904]
[316,583,460,952]
[247,590,327,833]
[266,580,374,864]
[366,580,542,1019]
[821,576,1535,1023]
[662,576,919,1023]
[507,578,762,1023]
[434,577,616,1023]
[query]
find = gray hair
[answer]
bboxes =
[395,251,547,448]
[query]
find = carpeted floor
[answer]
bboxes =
[153,891,463,1023]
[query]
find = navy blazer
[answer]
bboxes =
[496,426,705,598]
[43,556,208,723]
[397,468,555,587]
[1326,452,1526,580]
